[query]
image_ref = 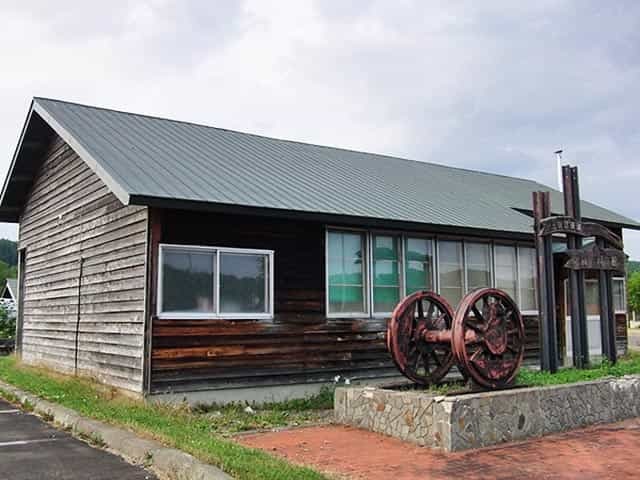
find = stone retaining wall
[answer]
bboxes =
[334,375,640,451]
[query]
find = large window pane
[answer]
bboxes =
[465,242,491,291]
[328,231,366,314]
[439,240,463,307]
[405,237,434,295]
[162,249,214,313]
[373,235,401,313]
[220,253,267,314]
[613,279,625,312]
[585,279,600,316]
[518,247,537,311]
[495,245,517,300]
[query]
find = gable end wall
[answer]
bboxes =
[18,135,148,392]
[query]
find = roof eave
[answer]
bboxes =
[32,100,131,206]
[0,101,36,223]
[129,193,537,241]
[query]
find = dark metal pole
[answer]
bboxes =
[597,238,616,363]
[533,191,558,372]
[563,165,588,368]
[571,167,590,366]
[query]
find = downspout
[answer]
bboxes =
[74,257,84,375]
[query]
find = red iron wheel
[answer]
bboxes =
[451,288,525,389]
[387,291,456,386]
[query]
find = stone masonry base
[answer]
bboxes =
[334,375,640,452]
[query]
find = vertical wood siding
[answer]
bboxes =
[150,210,544,393]
[18,136,148,392]
[151,210,396,393]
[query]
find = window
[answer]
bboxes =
[585,279,600,316]
[161,248,215,313]
[220,253,267,314]
[518,247,537,311]
[327,231,367,315]
[404,237,434,295]
[372,235,401,313]
[465,242,492,291]
[158,245,273,318]
[495,245,517,300]
[325,228,538,317]
[438,240,464,307]
[613,278,626,313]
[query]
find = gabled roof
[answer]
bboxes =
[1,278,17,301]
[1,97,639,235]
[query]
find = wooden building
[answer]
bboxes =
[1,98,638,402]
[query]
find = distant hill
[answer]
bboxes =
[629,261,640,276]
[0,239,17,267]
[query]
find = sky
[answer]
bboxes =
[1,0,639,258]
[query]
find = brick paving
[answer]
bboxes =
[239,418,640,479]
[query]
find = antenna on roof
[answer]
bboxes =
[555,149,563,191]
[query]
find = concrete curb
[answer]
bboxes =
[0,381,233,480]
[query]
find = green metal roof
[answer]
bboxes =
[1,97,638,235]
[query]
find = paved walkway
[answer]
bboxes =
[628,328,640,350]
[240,418,640,479]
[0,398,156,480]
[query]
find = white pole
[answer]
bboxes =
[555,149,563,191]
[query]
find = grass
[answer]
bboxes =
[516,351,640,387]
[0,356,328,480]
[4,352,639,479]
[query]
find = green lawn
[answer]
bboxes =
[2,353,639,479]
[0,356,328,480]
[516,351,640,386]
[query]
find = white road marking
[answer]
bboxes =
[0,409,20,414]
[0,438,57,448]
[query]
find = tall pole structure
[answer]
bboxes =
[533,190,558,372]
[563,165,589,368]
[555,149,563,191]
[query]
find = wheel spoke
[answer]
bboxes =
[471,305,485,323]
[430,349,442,367]
[417,298,424,319]
[507,345,520,354]
[426,301,435,323]
[465,319,484,334]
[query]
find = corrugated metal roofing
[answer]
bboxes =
[4,97,639,234]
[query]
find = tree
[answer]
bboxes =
[629,271,640,314]
[0,239,17,267]
[0,304,13,338]
[0,260,16,290]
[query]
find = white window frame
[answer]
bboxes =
[402,234,437,298]
[492,243,519,302]
[436,237,466,307]
[325,227,539,319]
[463,240,494,293]
[516,245,538,316]
[325,228,370,319]
[370,231,405,318]
[613,276,626,314]
[157,243,274,320]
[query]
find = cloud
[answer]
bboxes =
[0,0,638,258]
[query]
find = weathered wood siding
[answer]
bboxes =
[18,136,148,392]
[616,313,627,356]
[150,210,544,393]
[150,210,395,393]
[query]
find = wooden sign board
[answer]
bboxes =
[564,245,626,272]
[539,216,623,249]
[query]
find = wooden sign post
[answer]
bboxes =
[533,191,558,372]
[534,164,624,370]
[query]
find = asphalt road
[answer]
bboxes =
[0,398,156,480]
